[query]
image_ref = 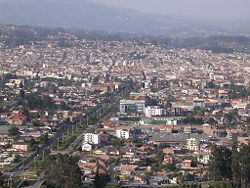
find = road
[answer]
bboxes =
[28,178,45,188]
[4,86,135,186]
[67,107,117,153]
[4,121,73,178]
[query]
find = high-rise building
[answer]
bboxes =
[116,129,130,139]
[186,138,199,151]
[83,133,100,145]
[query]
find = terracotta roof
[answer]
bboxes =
[12,114,28,119]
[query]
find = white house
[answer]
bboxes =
[81,142,93,151]
[116,129,130,139]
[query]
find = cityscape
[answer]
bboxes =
[0,1,250,188]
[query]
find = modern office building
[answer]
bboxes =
[120,100,145,115]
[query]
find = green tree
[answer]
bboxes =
[238,144,250,187]
[8,127,20,137]
[94,164,110,188]
[93,76,100,83]
[22,107,29,117]
[163,163,176,171]
[193,106,205,116]
[183,115,204,125]
[44,154,82,188]
[151,76,157,84]
[19,89,25,98]
[0,171,5,187]
[232,142,241,188]
[208,146,232,181]
[208,181,233,188]
[38,134,49,145]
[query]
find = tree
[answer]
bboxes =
[94,163,110,188]
[19,89,25,98]
[8,127,20,137]
[38,134,49,145]
[209,144,250,187]
[232,142,241,188]
[184,173,195,182]
[151,76,157,84]
[163,163,176,171]
[208,181,233,188]
[0,171,5,187]
[183,115,204,125]
[93,76,100,83]
[28,139,38,151]
[22,107,29,117]
[44,154,82,188]
[193,106,205,116]
[238,144,250,187]
[205,81,217,89]
[208,146,232,181]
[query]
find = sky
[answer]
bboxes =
[93,0,250,21]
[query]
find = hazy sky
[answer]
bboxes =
[93,0,250,21]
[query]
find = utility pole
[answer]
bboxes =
[57,138,60,150]
[42,149,45,160]
[87,115,89,126]
[33,157,36,169]
[67,128,70,137]
[8,174,13,188]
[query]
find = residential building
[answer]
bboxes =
[116,129,130,139]
[186,138,200,151]
[12,142,30,152]
[83,133,100,145]
[145,106,165,117]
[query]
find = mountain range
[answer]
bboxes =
[0,0,250,37]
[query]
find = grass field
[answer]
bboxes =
[0,102,11,107]
[0,125,10,134]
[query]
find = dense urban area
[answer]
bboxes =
[0,25,250,188]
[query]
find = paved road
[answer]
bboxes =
[4,122,73,178]
[28,178,45,188]
[67,109,117,152]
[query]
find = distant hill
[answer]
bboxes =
[0,0,177,35]
[0,0,249,37]
[1,25,250,54]
[168,36,250,53]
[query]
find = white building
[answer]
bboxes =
[184,126,192,134]
[145,106,165,117]
[83,133,100,145]
[116,129,130,139]
[198,154,210,164]
[186,138,200,151]
[82,142,93,151]
[166,119,178,126]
